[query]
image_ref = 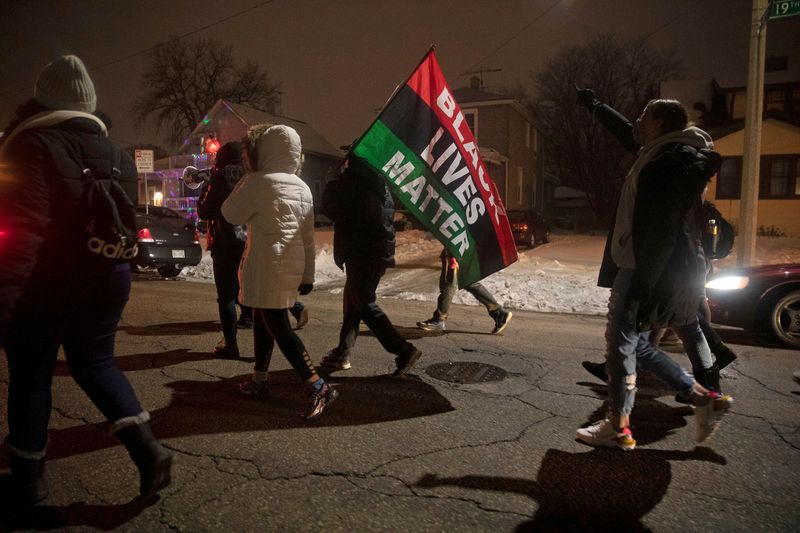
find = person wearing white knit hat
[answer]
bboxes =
[0,54,172,505]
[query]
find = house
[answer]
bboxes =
[661,72,800,237]
[452,78,552,217]
[139,99,342,219]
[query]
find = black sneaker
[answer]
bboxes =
[491,309,513,335]
[393,347,422,378]
[239,379,270,399]
[236,317,253,329]
[292,306,309,329]
[214,339,240,359]
[321,348,351,370]
[416,317,446,332]
[581,360,607,382]
[303,383,339,419]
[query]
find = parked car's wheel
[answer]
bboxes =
[539,230,551,245]
[158,265,182,278]
[769,290,800,349]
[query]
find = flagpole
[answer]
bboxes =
[343,44,437,161]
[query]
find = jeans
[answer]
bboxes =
[433,250,499,320]
[336,260,414,357]
[253,308,315,380]
[673,321,713,372]
[606,268,694,416]
[212,245,250,343]
[4,263,143,454]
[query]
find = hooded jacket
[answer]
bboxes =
[221,125,314,309]
[588,101,721,330]
[197,142,245,251]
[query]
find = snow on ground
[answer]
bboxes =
[180,229,800,317]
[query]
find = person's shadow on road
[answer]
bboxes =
[415,445,726,532]
[1,370,454,466]
[0,484,159,531]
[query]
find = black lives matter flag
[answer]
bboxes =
[350,48,517,288]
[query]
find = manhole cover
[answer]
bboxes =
[426,362,507,384]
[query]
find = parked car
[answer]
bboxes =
[133,205,203,278]
[507,210,550,248]
[706,263,800,349]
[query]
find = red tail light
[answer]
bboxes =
[137,227,154,242]
[512,223,529,232]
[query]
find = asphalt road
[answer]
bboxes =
[1,278,799,532]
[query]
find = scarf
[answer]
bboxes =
[611,126,714,269]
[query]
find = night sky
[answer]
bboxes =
[1,0,798,150]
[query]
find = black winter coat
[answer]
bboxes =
[590,103,721,330]
[331,160,396,269]
[0,117,137,326]
[197,164,245,251]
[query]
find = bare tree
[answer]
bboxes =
[530,34,681,227]
[133,37,280,147]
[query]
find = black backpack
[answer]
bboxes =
[80,151,139,262]
[320,178,342,222]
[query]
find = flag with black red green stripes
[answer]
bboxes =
[349,49,517,288]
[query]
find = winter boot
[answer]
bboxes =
[693,363,722,393]
[115,421,172,499]
[9,453,49,505]
[711,343,738,370]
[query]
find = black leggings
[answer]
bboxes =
[253,308,316,381]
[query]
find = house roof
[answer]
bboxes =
[192,99,342,159]
[452,86,510,104]
[708,110,800,139]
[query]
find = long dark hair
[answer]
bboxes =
[1,98,49,146]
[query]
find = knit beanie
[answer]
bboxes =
[34,55,96,113]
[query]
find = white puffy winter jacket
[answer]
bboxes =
[221,125,315,309]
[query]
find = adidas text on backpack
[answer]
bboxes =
[80,165,139,262]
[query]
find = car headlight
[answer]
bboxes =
[706,275,750,290]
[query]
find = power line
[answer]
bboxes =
[1,0,276,98]
[639,0,706,42]
[456,0,561,82]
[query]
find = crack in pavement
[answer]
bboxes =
[731,367,800,403]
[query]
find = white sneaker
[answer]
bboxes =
[576,419,636,450]
[694,392,733,442]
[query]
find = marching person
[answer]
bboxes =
[417,248,513,335]
[0,55,171,504]
[222,123,337,418]
[573,88,733,450]
[320,157,422,376]
[197,141,251,359]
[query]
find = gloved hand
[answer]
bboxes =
[298,283,313,295]
[624,280,655,332]
[575,86,599,111]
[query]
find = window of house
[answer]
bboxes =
[791,89,800,113]
[716,157,741,199]
[463,109,478,140]
[517,166,524,204]
[796,157,800,196]
[758,155,800,199]
[766,90,785,111]
[766,157,790,197]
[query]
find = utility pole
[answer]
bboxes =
[737,0,769,266]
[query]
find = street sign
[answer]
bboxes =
[769,0,800,19]
[134,149,154,173]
